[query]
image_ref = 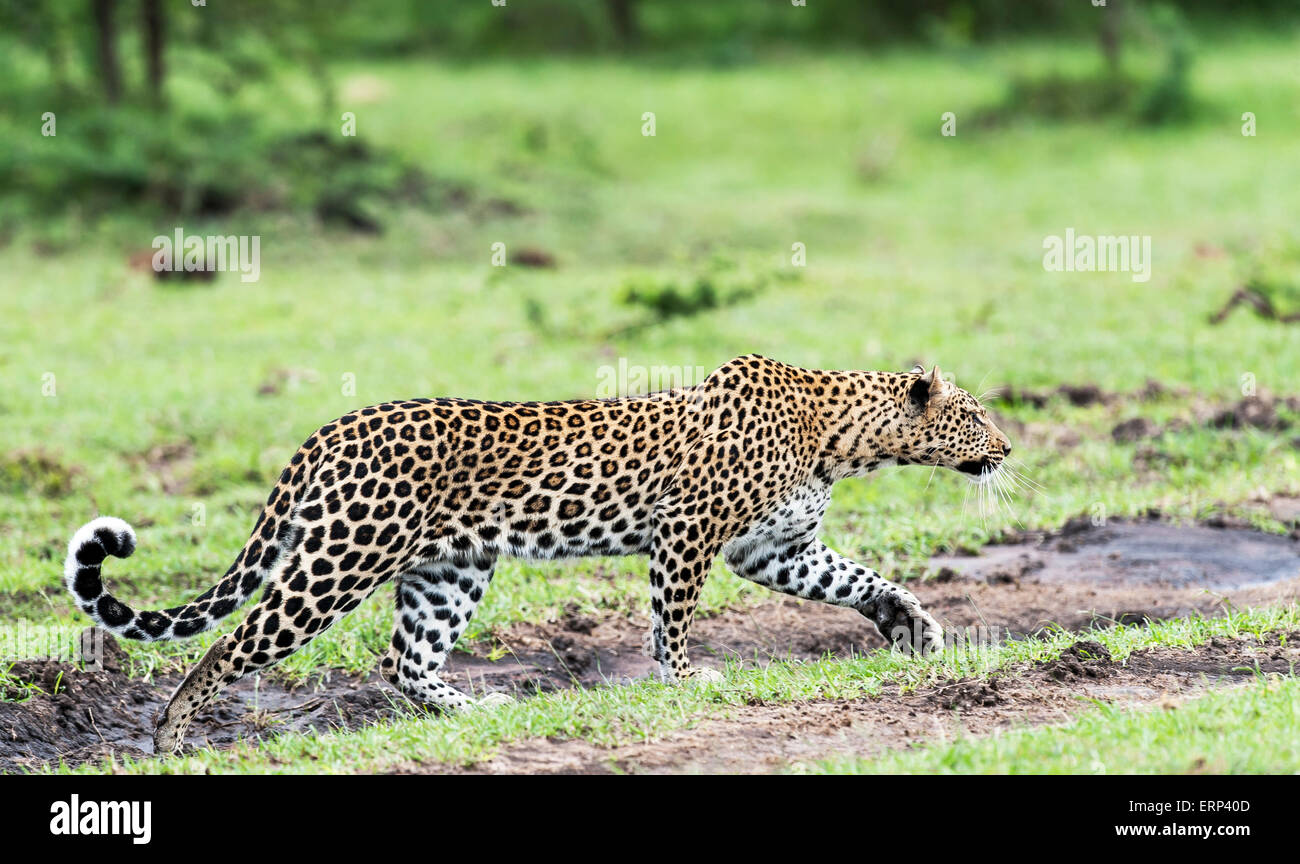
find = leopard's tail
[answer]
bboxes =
[64,444,324,642]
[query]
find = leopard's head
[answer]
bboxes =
[895,365,1011,483]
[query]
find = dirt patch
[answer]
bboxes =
[0,449,83,498]
[986,382,1299,462]
[995,379,1189,410]
[1267,496,1300,527]
[4,518,1297,773]
[512,247,558,269]
[996,383,1119,409]
[1040,639,1112,681]
[256,367,321,398]
[994,379,1215,411]
[125,441,195,496]
[1111,417,1160,443]
[0,640,410,774]
[127,249,217,283]
[1110,394,1300,443]
[437,632,1299,775]
[1,597,893,773]
[1206,394,1298,431]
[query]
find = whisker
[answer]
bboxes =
[1005,460,1048,494]
[1008,476,1036,501]
[995,468,1023,527]
[1014,473,1047,496]
[1003,457,1040,483]
[985,464,1007,511]
[987,469,1005,514]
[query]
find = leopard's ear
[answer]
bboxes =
[909,364,925,374]
[907,365,950,415]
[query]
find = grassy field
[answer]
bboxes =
[802,673,1300,775]
[2,28,1298,773]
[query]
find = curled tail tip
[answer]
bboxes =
[65,516,137,584]
[65,516,143,636]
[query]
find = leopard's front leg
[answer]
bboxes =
[725,538,944,655]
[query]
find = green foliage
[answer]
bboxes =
[273,132,429,233]
[279,0,1300,57]
[618,258,795,327]
[1244,236,1300,319]
[1,98,434,231]
[0,2,433,230]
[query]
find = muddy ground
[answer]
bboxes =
[441,631,1300,775]
[2,515,1298,773]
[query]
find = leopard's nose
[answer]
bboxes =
[1003,441,1012,456]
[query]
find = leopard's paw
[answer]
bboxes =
[152,723,186,756]
[864,592,944,656]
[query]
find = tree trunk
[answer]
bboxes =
[91,0,121,104]
[605,0,639,47]
[1099,1,1122,74]
[142,0,165,107]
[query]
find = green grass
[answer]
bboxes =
[2,29,1300,770]
[0,664,57,704]
[802,672,1300,775]
[47,604,1299,774]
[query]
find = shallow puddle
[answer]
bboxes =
[932,520,1300,592]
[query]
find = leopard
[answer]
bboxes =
[63,354,1011,754]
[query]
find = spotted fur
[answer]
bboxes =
[63,354,1010,753]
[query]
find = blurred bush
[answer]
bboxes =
[0,1,432,230]
[975,3,1197,127]
[304,0,1298,56]
[0,0,1292,228]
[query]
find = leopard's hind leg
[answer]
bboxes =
[379,556,511,711]
[153,543,398,754]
